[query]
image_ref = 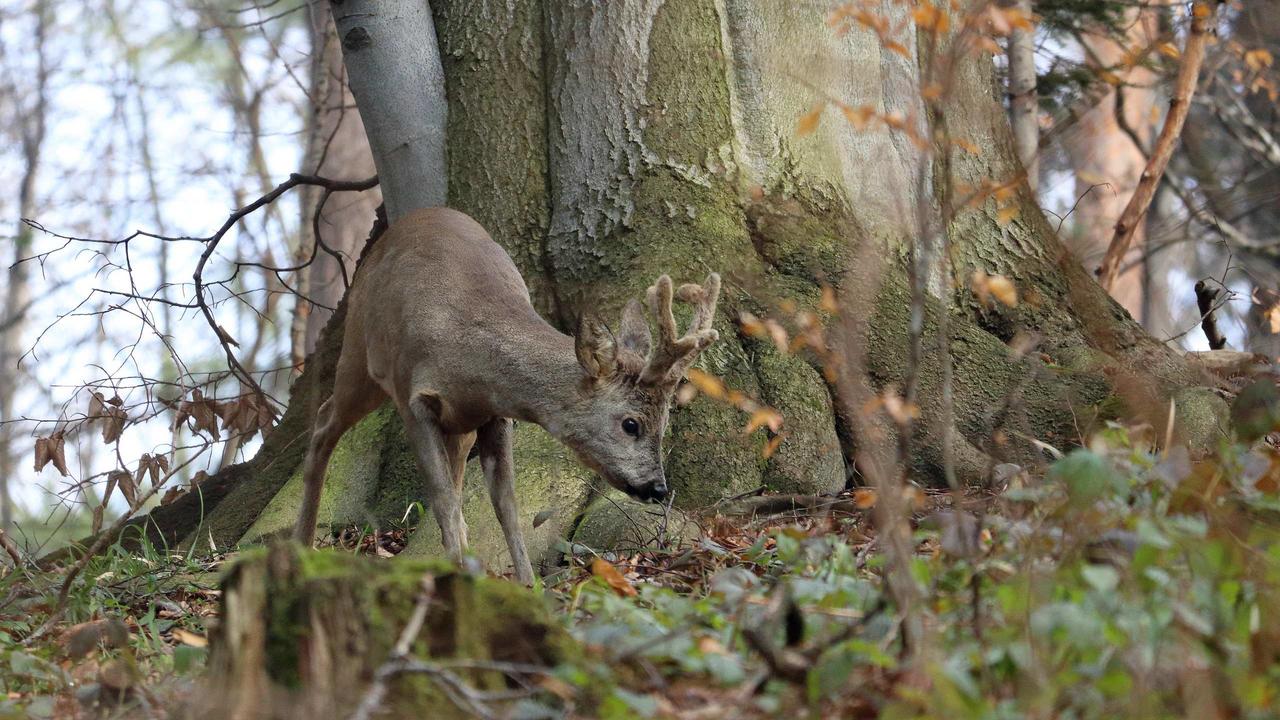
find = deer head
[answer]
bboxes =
[565,273,722,502]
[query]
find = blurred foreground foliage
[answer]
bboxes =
[1,421,1278,718]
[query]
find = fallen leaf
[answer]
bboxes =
[591,558,637,597]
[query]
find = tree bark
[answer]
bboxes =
[89,0,1220,572]
[329,0,447,221]
[294,10,383,363]
[1005,0,1038,189]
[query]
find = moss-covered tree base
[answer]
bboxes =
[190,543,579,719]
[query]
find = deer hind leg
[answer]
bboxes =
[404,393,469,561]
[477,418,534,584]
[444,432,476,496]
[294,375,387,545]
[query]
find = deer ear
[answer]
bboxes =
[575,316,616,379]
[617,299,651,359]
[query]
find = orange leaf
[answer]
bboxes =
[884,41,911,58]
[987,275,1018,307]
[1245,48,1274,72]
[686,369,726,401]
[853,488,878,509]
[1157,42,1181,60]
[796,104,824,136]
[590,558,637,597]
[840,104,876,130]
[820,285,839,314]
[744,407,784,434]
[762,433,786,459]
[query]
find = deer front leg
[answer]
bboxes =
[477,418,534,585]
[405,394,469,560]
[293,397,341,544]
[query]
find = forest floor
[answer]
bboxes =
[1,422,1279,719]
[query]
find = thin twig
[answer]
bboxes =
[1098,2,1217,290]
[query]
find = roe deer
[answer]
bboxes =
[293,207,721,583]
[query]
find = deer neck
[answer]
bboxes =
[501,323,587,436]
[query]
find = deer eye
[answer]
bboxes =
[621,417,641,438]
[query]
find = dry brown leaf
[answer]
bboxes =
[912,3,949,33]
[591,558,637,597]
[882,391,919,425]
[34,431,68,476]
[738,312,767,339]
[820,285,839,314]
[839,104,876,130]
[88,392,106,422]
[100,405,127,444]
[182,389,221,440]
[160,486,184,506]
[170,628,208,648]
[987,275,1018,307]
[1244,48,1273,72]
[883,40,911,58]
[764,319,789,354]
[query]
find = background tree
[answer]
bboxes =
[115,0,1229,578]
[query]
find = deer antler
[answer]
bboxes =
[642,272,721,385]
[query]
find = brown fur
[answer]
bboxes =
[293,207,719,583]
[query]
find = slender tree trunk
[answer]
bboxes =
[1005,0,1038,189]
[294,10,383,365]
[0,3,49,532]
[1064,6,1165,321]
[329,0,447,220]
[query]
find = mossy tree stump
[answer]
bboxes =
[194,543,579,719]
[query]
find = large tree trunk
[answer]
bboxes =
[92,0,1220,576]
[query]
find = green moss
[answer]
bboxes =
[432,0,555,317]
[402,423,595,574]
[1172,387,1230,452]
[240,405,400,545]
[571,489,699,553]
[751,341,845,494]
[210,544,581,717]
